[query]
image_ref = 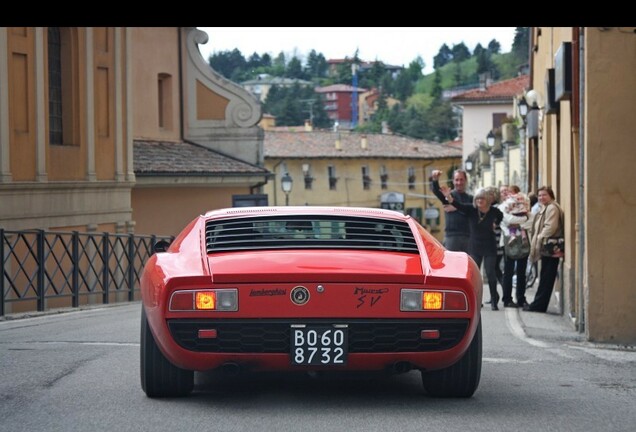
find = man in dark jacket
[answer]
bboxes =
[430,169,473,253]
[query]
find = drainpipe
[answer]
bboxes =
[178,28,184,140]
[577,28,586,333]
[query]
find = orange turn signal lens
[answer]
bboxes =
[423,292,443,310]
[195,291,216,310]
[400,289,468,312]
[169,289,238,312]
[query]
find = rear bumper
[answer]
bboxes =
[159,318,475,372]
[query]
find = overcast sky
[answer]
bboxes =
[197,27,517,75]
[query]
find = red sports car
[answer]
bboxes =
[140,206,483,398]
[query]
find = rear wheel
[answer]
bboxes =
[140,307,194,397]
[421,318,482,398]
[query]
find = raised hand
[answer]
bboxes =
[439,184,452,199]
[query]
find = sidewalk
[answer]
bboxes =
[511,278,636,352]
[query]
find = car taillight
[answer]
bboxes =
[196,291,216,310]
[400,289,468,312]
[423,292,443,310]
[169,289,238,311]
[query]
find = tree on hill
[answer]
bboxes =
[476,49,495,76]
[512,27,530,64]
[433,43,453,69]
[285,56,305,79]
[451,42,471,63]
[430,69,443,100]
[406,57,425,80]
[473,43,486,58]
[271,52,287,76]
[207,34,521,140]
[359,61,389,90]
[394,69,415,103]
[263,84,330,128]
[208,48,247,81]
[305,50,328,78]
[487,39,501,55]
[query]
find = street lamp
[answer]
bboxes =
[281,172,293,206]
[518,96,529,121]
[465,159,473,172]
[486,130,496,148]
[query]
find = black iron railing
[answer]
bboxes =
[0,229,172,316]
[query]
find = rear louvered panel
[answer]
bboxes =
[168,319,468,353]
[204,216,419,254]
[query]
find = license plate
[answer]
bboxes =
[291,325,348,365]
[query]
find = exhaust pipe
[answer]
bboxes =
[220,362,241,376]
[388,361,412,374]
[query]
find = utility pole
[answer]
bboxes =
[300,99,315,125]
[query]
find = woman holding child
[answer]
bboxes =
[499,185,532,308]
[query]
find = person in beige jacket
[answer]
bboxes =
[525,186,564,312]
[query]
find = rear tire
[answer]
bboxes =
[421,317,482,398]
[140,306,194,397]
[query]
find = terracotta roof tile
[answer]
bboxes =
[451,75,529,103]
[264,131,461,160]
[133,140,268,175]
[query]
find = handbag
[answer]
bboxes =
[504,228,530,259]
[541,237,564,257]
[540,204,565,258]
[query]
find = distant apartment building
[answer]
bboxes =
[315,84,367,130]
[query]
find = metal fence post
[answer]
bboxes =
[72,231,79,308]
[102,232,109,304]
[37,229,45,312]
[128,234,135,301]
[0,228,4,317]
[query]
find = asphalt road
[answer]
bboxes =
[1,302,635,432]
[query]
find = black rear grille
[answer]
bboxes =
[168,319,468,353]
[204,215,419,254]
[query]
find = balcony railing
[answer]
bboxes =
[0,229,173,317]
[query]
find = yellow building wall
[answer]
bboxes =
[531,28,576,326]
[93,27,116,181]
[6,27,125,182]
[493,159,505,187]
[531,27,636,343]
[46,27,88,181]
[132,187,248,237]
[196,80,229,120]
[131,27,181,142]
[508,146,521,186]
[7,27,37,181]
[584,27,636,343]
